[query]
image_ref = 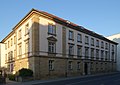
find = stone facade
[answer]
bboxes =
[27,56,116,79]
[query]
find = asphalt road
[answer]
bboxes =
[34,72,120,85]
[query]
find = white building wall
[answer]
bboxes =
[39,16,63,56]
[0,43,5,68]
[65,26,113,60]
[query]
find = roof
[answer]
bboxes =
[1,8,118,45]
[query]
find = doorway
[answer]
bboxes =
[84,63,88,75]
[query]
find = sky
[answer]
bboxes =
[0,0,120,41]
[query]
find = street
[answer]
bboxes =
[34,72,120,85]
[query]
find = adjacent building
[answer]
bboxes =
[0,9,118,79]
[107,33,120,71]
[0,43,5,68]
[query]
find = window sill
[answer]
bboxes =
[24,33,29,36]
[96,46,99,48]
[85,43,89,45]
[69,38,74,41]
[48,32,56,36]
[77,41,82,43]
[18,38,22,40]
[49,69,54,71]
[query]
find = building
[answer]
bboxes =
[0,9,118,79]
[107,33,120,71]
[0,43,5,68]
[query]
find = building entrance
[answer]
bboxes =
[84,63,88,75]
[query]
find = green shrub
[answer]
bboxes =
[8,74,15,81]
[18,68,33,77]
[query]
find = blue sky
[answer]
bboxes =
[0,0,120,41]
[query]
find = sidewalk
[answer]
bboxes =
[3,72,119,85]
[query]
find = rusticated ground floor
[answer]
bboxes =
[7,56,116,79]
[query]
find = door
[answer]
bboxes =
[84,63,88,75]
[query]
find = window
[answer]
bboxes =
[85,36,89,44]
[18,29,22,39]
[77,62,80,70]
[48,24,56,35]
[10,63,14,72]
[48,42,56,53]
[69,30,74,40]
[96,49,99,59]
[14,50,16,58]
[105,51,108,60]
[85,47,89,58]
[68,61,72,70]
[91,38,94,46]
[101,50,104,60]
[18,44,22,56]
[77,33,82,42]
[91,48,94,58]
[11,38,13,46]
[10,51,13,61]
[105,43,108,49]
[69,44,74,56]
[101,41,104,48]
[8,52,10,61]
[25,23,29,35]
[111,52,114,61]
[8,51,13,62]
[96,40,99,47]
[77,46,82,57]
[112,45,114,51]
[8,41,10,48]
[25,40,29,53]
[5,43,7,50]
[49,60,54,71]
[14,36,16,44]
[5,54,7,62]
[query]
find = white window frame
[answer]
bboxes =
[69,44,74,56]
[91,48,94,58]
[69,30,74,40]
[18,44,22,56]
[48,24,56,35]
[91,38,94,46]
[96,40,99,47]
[25,40,29,53]
[101,41,104,48]
[77,46,82,57]
[48,42,56,53]
[96,49,99,59]
[85,47,89,58]
[25,23,29,35]
[85,36,89,44]
[49,60,54,71]
[68,61,72,70]
[77,33,82,42]
[18,29,22,39]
